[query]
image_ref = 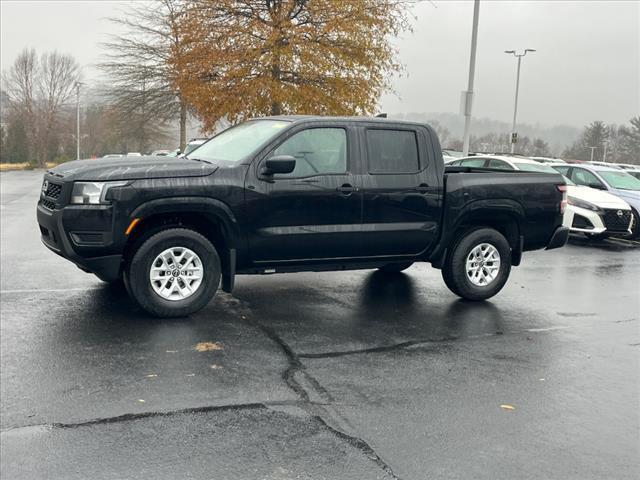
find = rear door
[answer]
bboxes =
[359,125,441,256]
[244,123,365,262]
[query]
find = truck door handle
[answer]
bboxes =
[337,184,358,196]
[416,183,429,194]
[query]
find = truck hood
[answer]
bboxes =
[48,156,217,181]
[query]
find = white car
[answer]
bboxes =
[530,156,566,165]
[449,155,633,238]
[561,176,633,238]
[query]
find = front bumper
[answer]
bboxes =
[546,226,570,250]
[37,203,123,282]
[564,205,632,235]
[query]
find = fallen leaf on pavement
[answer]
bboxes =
[138,399,145,403]
[195,342,223,352]
[210,364,222,369]
[500,404,515,411]
[145,374,158,378]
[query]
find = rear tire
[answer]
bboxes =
[441,228,511,301]
[126,228,220,317]
[378,262,413,273]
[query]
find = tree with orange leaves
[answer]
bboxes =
[172,0,412,132]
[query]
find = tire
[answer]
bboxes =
[126,228,221,317]
[441,228,511,301]
[378,262,414,273]
[584,232,609,240]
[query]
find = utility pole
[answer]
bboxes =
[602,142,608,163]
[588,146,597,162]
[505,49,535,153]
[462,0,480,157]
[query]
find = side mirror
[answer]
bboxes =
[589,182,606,190]
[262,155,296,176]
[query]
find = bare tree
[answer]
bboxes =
[100,0,190,151]
[2,48,80,166]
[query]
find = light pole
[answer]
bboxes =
[588,146,597,162]
[462,0,480,157]
[505,49,535,153]
[74,81,85,160]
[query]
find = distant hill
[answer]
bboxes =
[390,112,581,155]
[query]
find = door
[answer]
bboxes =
[359,126,442,256]
[245,125,364,262]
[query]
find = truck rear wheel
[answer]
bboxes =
[441,228,511,301]
[126,228,221,317]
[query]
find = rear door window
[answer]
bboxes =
[366,129,420,174]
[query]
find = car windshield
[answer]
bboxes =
[515,162,558,173]
[598,171,640,190]
[186,120,290,164]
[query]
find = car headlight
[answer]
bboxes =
[567,196,601,212]
[70,181,128,205]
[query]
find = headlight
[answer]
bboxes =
[567,196,601,212]
[71,181,128,205]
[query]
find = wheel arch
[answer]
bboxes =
[431,200,524,268]
[122,197,240,291]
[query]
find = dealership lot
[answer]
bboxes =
[1,170,639,479]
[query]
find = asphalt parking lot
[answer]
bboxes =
[1,170,639,480]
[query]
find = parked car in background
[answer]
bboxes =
[182,138,208,157]
[587,161,620,168]
[559,176,633,239]
[613,163,640,171]
[448,154,560,173]
[625,169,640,181]
[551,164,640,238]
[530,156,566,165]
[447,155,634,239]
[150,150,171,156]
[127,152,143,157]
[102,154,124,158]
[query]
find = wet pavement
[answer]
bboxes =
[1,170,639,479]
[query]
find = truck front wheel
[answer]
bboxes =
[126,228,221,317]
[441,228,511,301]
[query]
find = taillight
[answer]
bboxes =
[557,184,568,214]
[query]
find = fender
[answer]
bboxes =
[129,196,241,249]
[429,198,524,268]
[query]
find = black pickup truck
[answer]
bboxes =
[37,116,569,317]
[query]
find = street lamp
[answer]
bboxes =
[74,81,86,160]
[505,49,535,153]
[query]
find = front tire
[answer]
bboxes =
[126,228,221,317]
[441,228,511,301]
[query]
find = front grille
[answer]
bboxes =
[41,199,56,210]
[44,182,62,199]
[602,209,632,231]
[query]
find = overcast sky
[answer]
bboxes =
[1,0,638,127]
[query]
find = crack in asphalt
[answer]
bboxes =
[298,338,454,359]
[0,401,297,433]
[237,301,402,480]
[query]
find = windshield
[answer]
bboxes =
[598,171,640,190]
[187,120,290,164]
[515,162,558,173]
